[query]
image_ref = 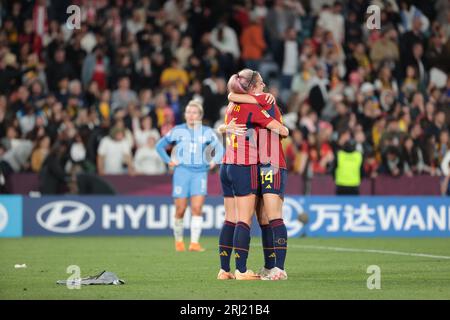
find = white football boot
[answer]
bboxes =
[261,267,288,280]
[258,267,273,278]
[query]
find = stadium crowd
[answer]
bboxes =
[0,0,449,194]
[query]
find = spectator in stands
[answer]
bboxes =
[307,131,334,175]
[345,10,363,46]
[45,47,75,93]
[240,13,266,71]
[265,0,296,67]
[153,91,173,130]
[5,124,20,148]
[402,136,425,176]
[364,151,379,179]
[112,53,138,91]
[308,64,329,117]
[380,145,405,177]
[404,42,427,88]
[81,45,110,91]
[280,27,299,94]
[210,17,241,78]
[401,65,420,99]
[113,113,134,151]
[31,135,50,173]
[133,115,160,148]
[379,117,406,154]
[426,110,447,141]
[0,133,33,173]
[288,128,309,175]
[39,140,70,194]
[96,89,111,121]
[350,42,372,79]
[0,0,449,192]
[175,36,194,70]
[160,58,190,97]
[136,56,156,89]
[317,2,345,44]
[97,126,134,175]
[354,125,372,156]
[202,77,227,126]
[291,58,315,102]
[333,140,363,195]
[69,132,88,169]
[111,76,138,112]
[399,2,430,33]
[126,9,145,36]
[375,65,399,97]
[370,27,400,71]
[134,136,167,175]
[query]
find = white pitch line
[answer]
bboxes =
[251,244,450,260]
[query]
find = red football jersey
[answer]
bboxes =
[223,102,274,165]
[252,94,287,169]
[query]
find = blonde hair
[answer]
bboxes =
[227,69,260,94]
[185,100,204,118]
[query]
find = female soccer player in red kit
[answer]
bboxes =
[228,90,289,280]
[217,69,289,280]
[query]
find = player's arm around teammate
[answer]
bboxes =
[228,89,289,281]
[227,70,288,228]
[217,69,288,280]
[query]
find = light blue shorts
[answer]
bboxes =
[172,166,208,198]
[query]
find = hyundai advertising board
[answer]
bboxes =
[23,196,228,236]
[23,196,450,237]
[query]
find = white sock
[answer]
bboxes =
[190,216,203,244]
[174,218,184,242]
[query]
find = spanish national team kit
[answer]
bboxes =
[251,93,288,198]
[220,101,272,197]
[218,96,288,278]
[220,96,287,198]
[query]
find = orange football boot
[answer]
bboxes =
[175,241,185,252]
[189,242,206,252]
[234,269,261,280]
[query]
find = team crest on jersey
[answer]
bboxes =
[261,110,270,118]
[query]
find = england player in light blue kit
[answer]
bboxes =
[156,100,223,252]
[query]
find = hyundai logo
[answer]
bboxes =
[36,201,95,233]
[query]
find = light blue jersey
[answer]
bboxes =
[156,124,223,198]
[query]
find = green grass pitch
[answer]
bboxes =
[1,237,450,299]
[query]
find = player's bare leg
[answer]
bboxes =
[189,195,206,251]
[174,197,188,251]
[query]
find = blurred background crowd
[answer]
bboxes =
[0,0,449,194]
